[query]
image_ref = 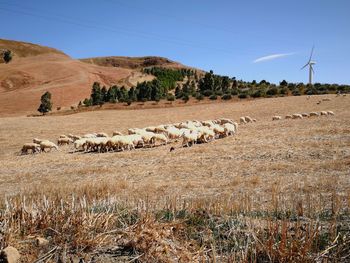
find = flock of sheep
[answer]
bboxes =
[20,118,239,155]
[272,110,335,121]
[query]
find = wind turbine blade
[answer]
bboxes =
[301,63,309,70]
[308,45,314,62]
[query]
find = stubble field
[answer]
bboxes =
[0,94,349,262]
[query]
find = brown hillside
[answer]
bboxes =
[0,39,198,117]
[0,38,67,59]
[80,56,188,70]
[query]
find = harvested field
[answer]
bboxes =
[0,94,349,262]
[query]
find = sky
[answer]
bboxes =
[1,0,349,84]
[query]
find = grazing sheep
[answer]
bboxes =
[212,124,225,138]
[240,117,247,124]
[196,126,215,143]
[285,115,293,119]
[309,112,320,117]
[327,111,335,116]
[33,138,44,144]
[112,131,123,136]
[74,138,88,151]
[40,141,59,152]
[182,130,200,147]
[244,116,254,123]
[57,137,73,146]
[223,123,236,136]
[59,134,68,138]
[320,111,328,116]
[166,127,182,140]
[21,143,41,155]
[217,118,234,125]
[153,133,168,146]
[292,114,303,119]
[96,132,109,138]
[68,134,81,141]
[301,113,310,118]
[82,133,97,138]
[201,120,215,128]
[272,116,282,121]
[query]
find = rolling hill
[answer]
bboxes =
[0,39,194,116]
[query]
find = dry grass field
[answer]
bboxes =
[0,94,349,262]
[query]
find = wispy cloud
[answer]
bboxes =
[253,52,295,63]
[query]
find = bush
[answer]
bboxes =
[167,94,175,101]
[238,93,248,99]
[195,93,204,101]
[221,94,232,100]
[38,91,53,114]
[292,90,301,96]
[231,89,238,96]
[266,87,279,96]
[56,107,61,111]
[251,90,264,98]
[209,94,217,100]
[215,90,223,96]
[202,89,213,96]
[280,87,288,95]
[182,94,190,103]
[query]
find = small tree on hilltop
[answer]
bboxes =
[1,50,12,63]
[38,91,52,114]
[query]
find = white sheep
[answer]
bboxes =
[272,116,282,121]
[112,131,123,136]
[153,133,168,146]
[197,126,215,143]
[327,111,335,116]
[33,138,44,144]
[292,114,303,119]
[59,134,68,138]
[166,127,182,140]
[217,118,234,125]
[82,133,97,138]
[240,117,247,124]
[301,113,310,118]
[96,132,109,138]
[40,141,59,152]
[21,143,41,155]
[57,137,73,146]
[74,138,88,151]
[223,123,236,136]
[182,130,200,147]
[285,115,293,119]
[309,112,320,117]
[68,134,81,141]
[320,111,328,116]
[244,116,254,123]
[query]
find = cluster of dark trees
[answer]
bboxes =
[81,68,350,107]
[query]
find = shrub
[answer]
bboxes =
[231,89,238,96]
[37,91,53,114]
[182,94,190,103]
[209,94,217,100]
[221,94,232,100]
[280,87,288,95]
[266,87,279,96]
[215,90,223,96]
[167,94,175,101]
[195,93,204,101]
[56,107,61,111]
[292,90,301,96]
[238,93,248,99]
[202,89,213,96]
[251,90,264,98]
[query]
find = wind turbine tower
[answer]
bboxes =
[301,46,316,84]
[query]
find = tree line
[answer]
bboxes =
[36,67,350,114]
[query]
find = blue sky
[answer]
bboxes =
[1,0,349,84]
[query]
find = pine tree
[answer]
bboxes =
[91,82,103,105]
[38,91,52,114]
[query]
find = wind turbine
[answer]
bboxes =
[301,46,316,84]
